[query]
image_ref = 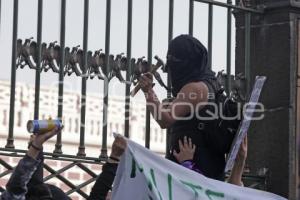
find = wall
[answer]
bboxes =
[235,0,299,198]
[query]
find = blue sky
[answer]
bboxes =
[0,0,235,99]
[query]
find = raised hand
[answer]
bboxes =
[139,72,153,93]
[110,135,127,161]
[173,136,196,164]
[27,126,63,159]
[33,126,63,149]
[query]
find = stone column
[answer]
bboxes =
[235,0,299,198]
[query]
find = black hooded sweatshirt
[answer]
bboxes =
[166,34,225,181]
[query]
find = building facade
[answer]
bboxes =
[0,80,166,199]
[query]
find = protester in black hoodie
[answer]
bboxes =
[139,34,231,181]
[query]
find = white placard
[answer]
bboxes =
[225,76,267,172]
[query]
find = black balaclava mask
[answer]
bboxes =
[166,34,216,97]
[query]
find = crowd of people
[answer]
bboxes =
[1,35,249,200]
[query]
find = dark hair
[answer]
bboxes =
[26,184,70,200]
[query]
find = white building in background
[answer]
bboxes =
[0,79,166,154]
[0,80,166,200]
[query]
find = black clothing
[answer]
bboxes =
[168,79,226,181]
[166,35,226,180]
[0,149,117,200]
[88,162,118,200]
[27,184,68,200]
[0,152,70,200]
[0,155,40,200]
[26,153,70,200]
[27,153,118,200]
[27,152,44,189]
[166,34,216,97]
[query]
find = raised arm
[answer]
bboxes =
[88,136,127,200]
[227,136,247,186]
[1,128,61,200]
[139,72,208,129]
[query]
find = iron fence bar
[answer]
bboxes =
[54,0,66,154]
[77,0,89,157]
[0,158,13,170]
[194,0,263,13]
[6,0,19,149]
[76,162,97,177]
[77,0,89,156]
[245,12,251,98]
[166,0,174,157]
[189,0,194,35]
[43,163,89,198]
[0,153,93,163]
[226,0,232,95]
[0,159,16,183]
[124,0,132,138]
[0,170,13,179]
[42,156,103,164]
[100,0,111,159]
[33,0,43,120]
[168,0,173,43]
[66,177,97,195]
[145,0,153,149]
[43,162,77,181]
[0,148,105,163]
[207,3,213,70]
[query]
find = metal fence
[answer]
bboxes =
[0,0,266,198]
